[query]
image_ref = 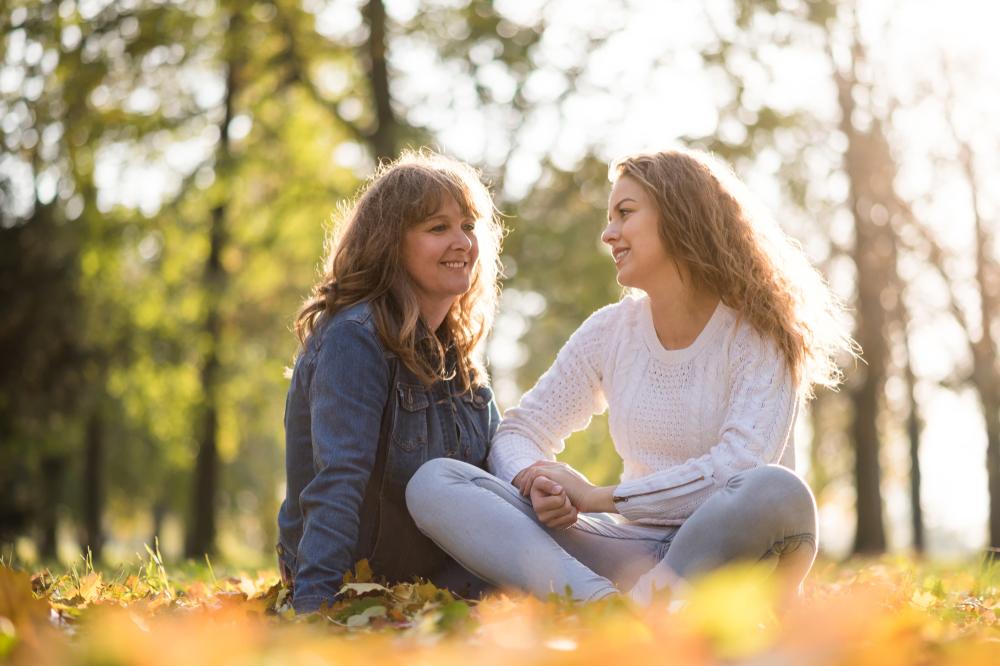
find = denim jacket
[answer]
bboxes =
[276,302,499,613]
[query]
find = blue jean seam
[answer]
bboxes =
[569,520,671,544]
[760,532,816,560]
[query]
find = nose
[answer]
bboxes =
[451,227,474,251]
[601,220,620,245]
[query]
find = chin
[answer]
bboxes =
[615,269,636,289]
[448,281,473,297]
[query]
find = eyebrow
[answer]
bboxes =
[608,197,638,218]
[423,212,475,224]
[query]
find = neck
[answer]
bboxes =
[644,281,720,350]
[418,298,454,333]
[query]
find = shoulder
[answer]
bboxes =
[721,309,790,381]
[575,295,642,338]
[308,301,387,362]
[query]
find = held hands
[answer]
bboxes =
[526,475,579,529]
[513,461,600,528]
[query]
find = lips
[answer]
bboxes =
[441,260,468,269]
[612,247,631,265]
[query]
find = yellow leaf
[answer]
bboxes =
[338,582,389,597]
[0,567,50,626]
[78,572,103,603]
[345,605,386,627]
[343,559,374,584]
[682,564,778,659]
[238,577,257,598]
[910,590,937,610]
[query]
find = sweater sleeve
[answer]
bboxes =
[612,328,798,524]
[487,305,616,483]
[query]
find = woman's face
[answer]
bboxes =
[602,175,671,290]
[402,192,480,316]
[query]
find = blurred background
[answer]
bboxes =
[2,0,999,569]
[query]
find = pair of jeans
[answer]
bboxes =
[406,459,818,602]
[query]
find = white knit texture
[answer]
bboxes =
[487,295,798,526]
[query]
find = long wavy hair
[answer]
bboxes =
[611,148,856,395]
[295,150,503,389]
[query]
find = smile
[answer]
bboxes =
[441,261,468,268]
[613,248,630,264]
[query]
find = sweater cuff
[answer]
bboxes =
[612,467,715,524]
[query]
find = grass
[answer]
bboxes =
[1,550,1000,665]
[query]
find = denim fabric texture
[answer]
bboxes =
[276,302,499,613]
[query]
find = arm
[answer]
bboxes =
[611,332,798,524]
[292,321,391,613]
[487,306,614,483]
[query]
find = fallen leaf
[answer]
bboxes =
[338,582,389,597]
[346,605,386,627]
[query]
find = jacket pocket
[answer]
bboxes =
[459,385,492,441]
[392,382,429,452]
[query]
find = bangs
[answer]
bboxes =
[407,170,484,226]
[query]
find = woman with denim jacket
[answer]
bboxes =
[276,150,504,614]
[407,148,857,606]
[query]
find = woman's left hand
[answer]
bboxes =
[513,461,596,510]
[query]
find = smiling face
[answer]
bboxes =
[402,192,480,322]
[602,175,673,291]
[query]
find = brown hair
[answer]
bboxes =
[295,149,503,389]
[611,148,855,395]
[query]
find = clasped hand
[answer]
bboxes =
[512,461,597,529]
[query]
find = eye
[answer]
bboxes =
[429,223,447,232]
[462,222,476,232]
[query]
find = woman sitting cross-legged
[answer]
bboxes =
[406,147,856,604]
[276,150,504,614]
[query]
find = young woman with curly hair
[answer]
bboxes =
[277,150,504,613]
[407,147,855,605]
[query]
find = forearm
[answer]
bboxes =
[583,485,617,513]
[293,471,366,610]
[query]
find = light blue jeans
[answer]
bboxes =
[405,459,818,602]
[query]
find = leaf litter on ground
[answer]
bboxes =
[1,552,1000,664]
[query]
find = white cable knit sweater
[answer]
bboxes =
[487,294,799,526]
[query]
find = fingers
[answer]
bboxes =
[529,477,563,509]
[537,494,578,529]
[545,507,579,529]
[530,477,578,529]
[513,461,552,496]
[531,475,563,497]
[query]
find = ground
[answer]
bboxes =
[1,551,999,665]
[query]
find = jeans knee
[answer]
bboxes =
[405,457,471,527]
[734,465,817,536]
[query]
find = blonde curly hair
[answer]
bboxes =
[611,148,856,395]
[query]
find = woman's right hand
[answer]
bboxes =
[529,475,578,529]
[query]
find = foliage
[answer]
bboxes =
[2,555,1000,664]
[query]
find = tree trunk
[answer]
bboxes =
[901,327,924,553]
[81,405,104,560]
[362,0,398,161]
[38,456,65,560]
[186,15,238,559]
[151,500,166,548]
[985,398,1000,550]
[835,42,898,554]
